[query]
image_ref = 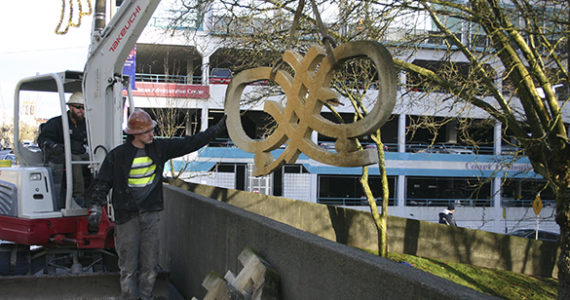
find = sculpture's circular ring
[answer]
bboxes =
[224,67,292,153]
[310,41,397,138]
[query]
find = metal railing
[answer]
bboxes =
[135,73,203,85]
[405,143,497,155]
[318,196,556,208]
[319,197,396,206]
[406,198,492,207]
[502,198,556,208]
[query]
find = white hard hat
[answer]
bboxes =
[67,92,84,105]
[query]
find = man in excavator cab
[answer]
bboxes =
[37,91,90,208]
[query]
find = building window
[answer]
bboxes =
[501,179,554,207]
[283,164,308,174]
[406,176,491,207]
[318,175,395,206]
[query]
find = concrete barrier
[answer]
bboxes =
[167,180,559,279]
[161,184,499,300]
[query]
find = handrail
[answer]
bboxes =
[316,196,555,208]
[319,197,396,206]
[135,73,202,85]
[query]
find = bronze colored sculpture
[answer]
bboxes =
[224,41,397,176]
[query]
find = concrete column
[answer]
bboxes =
[186,60,194,84]
[398,113,406,153]
[397,175,405,207]
[185,114,192,135]
[202,55,210,85]
[310,174,318,203]
[492,177,502,208]
[201,107,209,130]
[445,119,457,143]
[493,121,502,155]
[492,176,505,233]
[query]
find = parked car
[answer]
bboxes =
[509,229,560,243]
[209,68,233,84]
[25,144,41,152]
[319,142,336,150]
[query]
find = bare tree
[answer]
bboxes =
[1,124,14,148]
[384,2,569,297]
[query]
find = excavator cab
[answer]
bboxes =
[0,71,116,275]
[8,71,89,218]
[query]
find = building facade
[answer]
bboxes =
[124,2,568,235]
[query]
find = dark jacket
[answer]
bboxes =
[439,210,457,226]
[87,122,225,224]
[37,112,87,155]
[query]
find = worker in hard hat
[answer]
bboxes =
[87,109,227,300]
[37,91,89,208]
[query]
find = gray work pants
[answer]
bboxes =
[71,153,89,203]
[115,211,160,300]
[48,152,89,208]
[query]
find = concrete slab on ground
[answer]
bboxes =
[0,271,184,299]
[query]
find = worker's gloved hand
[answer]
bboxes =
[88,205,102,233]
[43,143,65,164]
[50,143,65,154]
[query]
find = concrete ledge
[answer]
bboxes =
[162,185,498,300]
[168,180,559,278]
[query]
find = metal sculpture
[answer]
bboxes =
[224,41,397,176]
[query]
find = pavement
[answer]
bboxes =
[0,271,184,299]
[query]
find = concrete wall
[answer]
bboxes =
[161,185,498,300]
[167,180,559,279]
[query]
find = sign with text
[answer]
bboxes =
[122,47,136,90]
[130,82,209,99]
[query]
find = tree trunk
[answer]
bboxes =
[360,166,386,256]
[557,180,570,300]
[377,137,389,257]
[360,130,389,257]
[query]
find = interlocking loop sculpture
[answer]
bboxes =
[224,41,397,176]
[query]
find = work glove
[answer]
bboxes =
[43,143,65,164]
[88,205,102,233]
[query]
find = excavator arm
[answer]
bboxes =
[83,0,161,169]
